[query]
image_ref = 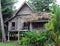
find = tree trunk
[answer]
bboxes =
[0,0,6,42]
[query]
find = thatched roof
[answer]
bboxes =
[4,1,51,23]
[20,12,51,22]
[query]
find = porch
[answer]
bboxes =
[7,20,48,41]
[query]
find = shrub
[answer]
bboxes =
[20,30,54,46]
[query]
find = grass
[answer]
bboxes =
[0,41,18,46]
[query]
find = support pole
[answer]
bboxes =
[8,31,10,41]
[18,31,19,41]
[30,22,32,31]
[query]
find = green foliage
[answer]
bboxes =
[45,3,60,46]
[0,41,17,46]
[45,3,60,35]
[28,0,55,12]
[1,0,17,20]
[20,30,54,46]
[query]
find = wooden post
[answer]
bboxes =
[30,22,32,31]
[8,31,10,41]
[18,31,19,41]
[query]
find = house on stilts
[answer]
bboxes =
[4,1,51,41]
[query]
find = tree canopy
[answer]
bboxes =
[28,0,56,12]
[1,0,17,20]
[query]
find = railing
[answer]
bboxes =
[11,27,15,30]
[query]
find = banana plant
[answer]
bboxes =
[45,3,60,46]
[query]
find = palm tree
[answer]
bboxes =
[0,0,6,42]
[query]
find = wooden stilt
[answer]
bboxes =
[18,31,19,41]
[8,31,10,41]
[30,22,32,31]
